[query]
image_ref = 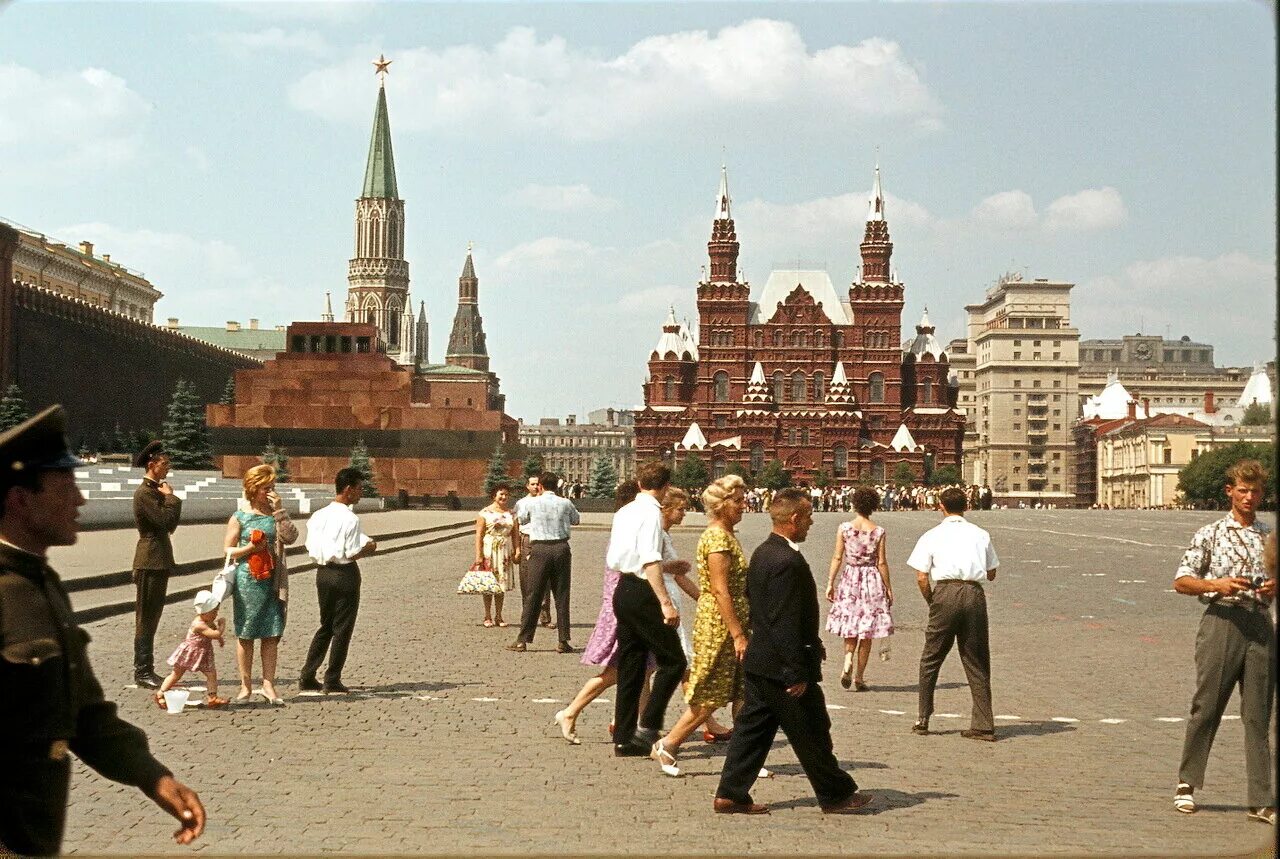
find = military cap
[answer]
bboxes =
[134,440,166,469]
[0,405,82,484]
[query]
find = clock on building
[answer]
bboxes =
[1134,342,1153,361]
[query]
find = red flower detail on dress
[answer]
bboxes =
[247,529,274,580]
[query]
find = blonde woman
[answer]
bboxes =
[652,474,750,776]
[224,464,297,705]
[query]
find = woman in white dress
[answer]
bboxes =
[474,482,521,628]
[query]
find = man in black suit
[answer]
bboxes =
[714,488,873,815]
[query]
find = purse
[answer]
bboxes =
[457,561,504,595]
[211,552,236,602]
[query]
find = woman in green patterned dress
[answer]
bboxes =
[651,474,750,776]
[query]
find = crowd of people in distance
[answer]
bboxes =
[744,482,995,514]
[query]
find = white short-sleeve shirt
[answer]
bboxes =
[606,493,665,576]
[906,515,999,582]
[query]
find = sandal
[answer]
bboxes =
[482,618,495,628]
[854,680,870,692]
[554,709,581,745]
[153,692,167,710]
[495,619,509,627]
[651,740,681,777]
[1174,784,1196,814]
[205,695,230,709]
[1246,807,1274,825]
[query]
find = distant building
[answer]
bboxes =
[946,337,979,483]
[587,407,636,427]
[518,413,635,487]
[165,318,287,361]
[965,274,1080,506]
[5,217,162,323]
[1078,333,1254,417]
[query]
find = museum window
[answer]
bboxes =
[715,415,727,430]
[812,372,825,401]
[664,376,675,401]
[791,372,806,402]
[834,445,848,476]
[773,330,783,347]
[870,460,885,483]
[787,427,796,445]
[868,372,884,403]
[750,443,765,473]
[791,331,804,348]
[772,371,785,403]
[834,331,845,348]
[922,377,933,404]
[753,331,763,348]
[713,458,727,479]
[813,331,823,348]
[713,371,730,402]
[800,428,810,445]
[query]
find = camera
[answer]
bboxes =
[1249,575,1269,590]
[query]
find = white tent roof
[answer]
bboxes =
[1082,372,1148,420]
[751,270,851,326]
[678,422,708,450]
[889,423,918,452]
[1240,364,1274,406]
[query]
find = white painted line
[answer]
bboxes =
[826,705,846,710]
[878,709,905,715]
[1164,589,1177,593]
[1080,615,1095,619]
[1048,565,1070,569]
[1051,717,1079,723]
[1223,715,1241,720]
[412,695,440,701]
[471,697,500,702]
[1099,718,1127,724]
[1155,717,1184,723]
[1024,559,1042,563]
[994,715,1021,721]
[935,713,962,719]
[588,698,610,705]
[532,698,560,704]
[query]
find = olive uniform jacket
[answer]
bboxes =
[0,542,171,856]
[132,478,182,572]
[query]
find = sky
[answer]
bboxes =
[0,1,1274,421]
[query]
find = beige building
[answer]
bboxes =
[5,217,161,323]
[517,412,636,487]
[1097,416,1274,508]
[966,274,1080,505]
[947,337,979,483]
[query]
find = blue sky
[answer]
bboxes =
[1,1,1274,420]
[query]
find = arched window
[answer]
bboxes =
[663,376,675,401]
[922,377,933,404]
[813,331,824,348]
[834,445,848,476]
[791,372,806,402]
[791,331,803,348]
[753,330,763,348]
[787,427,796,445]
[772,329,782,347]
[869,372,885,403]
[772,371,784,403]
[712,457,727,478]
[750,443,765,473]
[834,331,845,349]
[800,427,810,445]
[713,371,730,402]
[870,460,885,482]
[812,372,825,402]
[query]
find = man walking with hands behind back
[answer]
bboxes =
[131,440,182,689]
[714,488,871,815]
[509,471,580,653]
[908,486,1000,741]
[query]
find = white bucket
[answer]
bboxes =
[162,689,190,714]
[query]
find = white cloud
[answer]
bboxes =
[224,1,373,23]
[289,20,943,141]
[0,64,151,175]
[492,237,602,278]
[1044,186,1128,231]
[184,146,211,172]
[211,27,329,56]
[617,284,687,314]
[505,183,618,213]
[969,190,1037,231]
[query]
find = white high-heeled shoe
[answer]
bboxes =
[554,709,581,745]
[651,739,681,777]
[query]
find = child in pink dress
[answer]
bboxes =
[825,487,894,691]
[156,590,228,709]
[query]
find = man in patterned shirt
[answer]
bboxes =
[1171,459,1274,825]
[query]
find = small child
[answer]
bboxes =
[156,590,228,709]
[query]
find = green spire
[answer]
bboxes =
[361,85,399,200]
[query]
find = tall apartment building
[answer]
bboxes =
[966,275,1080,505]
[947,337,980,483]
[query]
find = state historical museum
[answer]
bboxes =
[634,166,965,485]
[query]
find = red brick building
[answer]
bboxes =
[634,166,964,484]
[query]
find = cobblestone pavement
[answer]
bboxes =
[59,510,1275,855]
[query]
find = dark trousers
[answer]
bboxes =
[133,568,169,674]
[1178,601,1275,806]
[518,547,552,622]
[716,672,856,807]
[301,563,362,685]
[611,573,687,745]
[918,580,993,732]
[516,541,572,644]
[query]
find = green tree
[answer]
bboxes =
[262,442,291,484]
[522,452,544,479]
[814,469,831,489]
[928,464,963,486]
[1178,442,1275,509]
[587,451,620,499]
[672,452,709,493]
[1241,402,1271,426]
[161,379,213,469]
[0,384,31,432]
[483,445,509,497]
[219,376,237,406]
[724,462,750,485]
[756,458,791,490]
[892,461,918,487]
[113,424,132,456]
[347,438,379,498]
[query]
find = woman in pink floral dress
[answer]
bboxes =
[825,486,894,691]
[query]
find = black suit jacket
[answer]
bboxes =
[743,533,822,687]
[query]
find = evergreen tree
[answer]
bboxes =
[1241,402,1271,426]
[347,438,378,497]
[220,376,237,406]
[892,461,918,487]
[672,452,709,493]
[587,451,619,499]
[113,425,132,456]
[161,379,213,469]
[262,442,291,484]
[0,384,31,432]
[756,458,791,490]
[483,445,510,497]
[523,452,544,479]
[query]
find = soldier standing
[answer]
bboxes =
[0,406,205,855]
[131,440,182,688]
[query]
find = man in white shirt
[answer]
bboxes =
[508,472,581,653]
[906,486,999,741]
[609,461,687,756]
[299,468,377,694]
[514,475,552,629]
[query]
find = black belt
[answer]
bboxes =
[935,579,982,586]
[530,539,569,544]
[321,560,359,570]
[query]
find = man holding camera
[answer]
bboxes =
[1172,459,1274,825]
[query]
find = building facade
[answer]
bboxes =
[4,217,162,323]
[165,318,287,361]
[517,412,636,487]
[634,165,964,485]
[966,274,1080,505]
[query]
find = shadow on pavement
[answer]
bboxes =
[859,681,967,693]
[929,720,1077,741]
[765,788,960,814]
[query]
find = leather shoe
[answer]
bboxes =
[556,642,577,654]
[613,741,652,757]
[961,729,996,742]
[911,720,929,735]
[322,682,350,694]
[297,676,322,693]
[821,792,874,814]
[713,797,770,815]
[135,674,161,690]
[506,641,527,652]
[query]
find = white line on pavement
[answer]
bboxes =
[826,705,846,710]
[878,709,905,715]
[994,715,1021,720]
[1099,719,1127,724]
[472,697,500,702]
[532,698,560,703]
[1155,717,1184,722]
[1051,717,1079,723]
[935,713,962,718]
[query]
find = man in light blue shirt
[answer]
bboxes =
[508,472,580,653]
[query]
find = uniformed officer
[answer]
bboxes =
[0,406,205,855]
[131,439,182,689]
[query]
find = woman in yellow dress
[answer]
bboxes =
[651,474,750,777]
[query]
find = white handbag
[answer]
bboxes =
[211,552,236,602]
